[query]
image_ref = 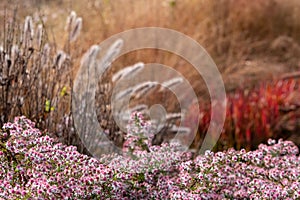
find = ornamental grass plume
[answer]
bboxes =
[0,10,93,156]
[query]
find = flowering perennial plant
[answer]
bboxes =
[0,116,114,199]
[0,115,300,199]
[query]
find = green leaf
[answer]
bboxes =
[45,100,51,112]
[60,86,67,97]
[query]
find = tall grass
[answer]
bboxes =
[0,9,191,155]
[0,9,86,153]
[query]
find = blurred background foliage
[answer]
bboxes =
[0,0,299,154]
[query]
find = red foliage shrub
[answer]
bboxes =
[185,79,300,151]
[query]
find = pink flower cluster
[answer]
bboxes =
[0,116,114,199]
[0,115,300,199]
